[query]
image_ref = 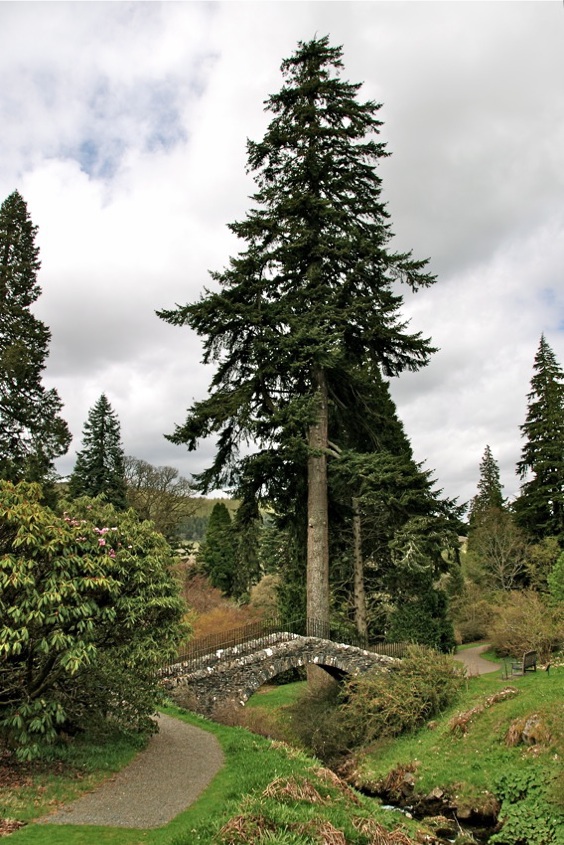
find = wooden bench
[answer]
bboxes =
[511,650,537,675]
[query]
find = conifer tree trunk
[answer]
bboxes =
[352,496,368,641]
[307,368,330,637]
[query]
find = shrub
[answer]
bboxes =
[288,682,352,765]
[450,581,497,643]
[339,645,465,745]
[548,551,564,603]
[0,482,186,759]
[487,590,564,662]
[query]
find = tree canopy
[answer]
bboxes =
[124,456,194,540]
[197,501,236,595]
[469,445,505,526]
[0,191,70,487]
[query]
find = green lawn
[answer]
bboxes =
[3,705,423,845]
[5,666,564,845]
[352,667,564,843]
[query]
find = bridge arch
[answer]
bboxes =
[161,634,398,716]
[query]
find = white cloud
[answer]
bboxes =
[2,1,564,509]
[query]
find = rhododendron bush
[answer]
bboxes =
[0,481,187,759]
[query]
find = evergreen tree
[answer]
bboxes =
[328,368,461,646]
[514,335,564,542]
[158,38,437,629]
[0,191,71,486]
[469,445,504,527]
[197,502,236,594]
[230,498,262,599]
[466,444,527,590]
[69,394,127,509]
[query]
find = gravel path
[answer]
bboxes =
[40,713,224,829]
[453,643,501,676]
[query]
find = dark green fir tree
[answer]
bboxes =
[197,502,236,595]
[0,191,71,487]
[468,444,505,527]
[158,37,437,629]
[514,335,564,542]
[69,393,127,509]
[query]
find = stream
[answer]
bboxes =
[378,800,495,844]
[342,770,500,844]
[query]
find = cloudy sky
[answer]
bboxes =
[2,1,563,508]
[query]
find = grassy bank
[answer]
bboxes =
[347,666,564,844]
[3,663,564,844]
[242,658,564,844]
[2,705,428,845]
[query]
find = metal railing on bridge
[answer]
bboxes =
[162,617,407,673]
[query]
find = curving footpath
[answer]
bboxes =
[40,713,224,829]
[453,643,501,676]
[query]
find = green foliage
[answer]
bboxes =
[329,439,462,642]
[525,536,562,592]
[487,589,563,662]
[491,767,564,844]
[0,191,71,487]
[69,394,127,509]
[286,681,353,764]
[0,481,186,759]
[450,580,495,643]
[230,498,262,599]
[515,335,564,543]
[179,512,209,542]
[197,502,236,595]
[466,446,531,591]
[340,646,465,745]
[548,551,564,603]
[385,569,456,652]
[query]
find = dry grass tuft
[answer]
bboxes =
[0,818,26,837]
[296,819,348,844]
[505,718,526,747]
[314,766,362,805]
[270,740,305,759]
[506,713,552,748]
[218,813,275,843]
[352,816,415,844]
[375,762,418,801]
[262,775,327,805]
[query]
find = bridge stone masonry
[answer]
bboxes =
[160,632,400,717]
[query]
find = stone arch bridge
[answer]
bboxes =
[160,631,399,717]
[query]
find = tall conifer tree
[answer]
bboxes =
[0,191,70,485]
[159,38,437,628]
[515,335,564,542]
[469,445,504,527]
[69,394,127,509]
